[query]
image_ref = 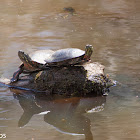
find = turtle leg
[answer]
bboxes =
[10,64,24,83]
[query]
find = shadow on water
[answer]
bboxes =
[11,88,106,140]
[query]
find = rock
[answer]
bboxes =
[9,62,115,96]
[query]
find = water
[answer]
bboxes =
[0,0,140,140]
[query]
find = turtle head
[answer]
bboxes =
[84,44,93,59]
[18,50,31,63]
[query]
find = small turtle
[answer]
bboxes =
[63,7,75,14]
[11,45,93,82]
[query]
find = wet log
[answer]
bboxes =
[9,62,115,96]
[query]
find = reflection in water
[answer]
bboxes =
[12,89,106,140]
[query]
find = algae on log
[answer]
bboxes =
[10,62,115,96]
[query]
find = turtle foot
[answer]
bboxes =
[10,78,18,83]
[10,68,23,83]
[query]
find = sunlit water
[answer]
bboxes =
[0,0,140,140]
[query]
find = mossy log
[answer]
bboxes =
[9,62,115,96]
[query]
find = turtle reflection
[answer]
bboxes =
[12,89,106,140]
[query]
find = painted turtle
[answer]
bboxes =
[11,45,93,82]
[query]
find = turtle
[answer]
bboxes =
[11,45,93,82]
[63,7,75,14]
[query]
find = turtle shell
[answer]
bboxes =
[18,45,93,69]
[30,50,54,64]
[45,48,85,63]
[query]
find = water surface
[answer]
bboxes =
[0,0,140,140]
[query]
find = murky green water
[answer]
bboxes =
[0,0,140,140]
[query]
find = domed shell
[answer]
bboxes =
[45,48,85,63]
[30,50,54,64]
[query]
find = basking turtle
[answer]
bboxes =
[11,45,93,82]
